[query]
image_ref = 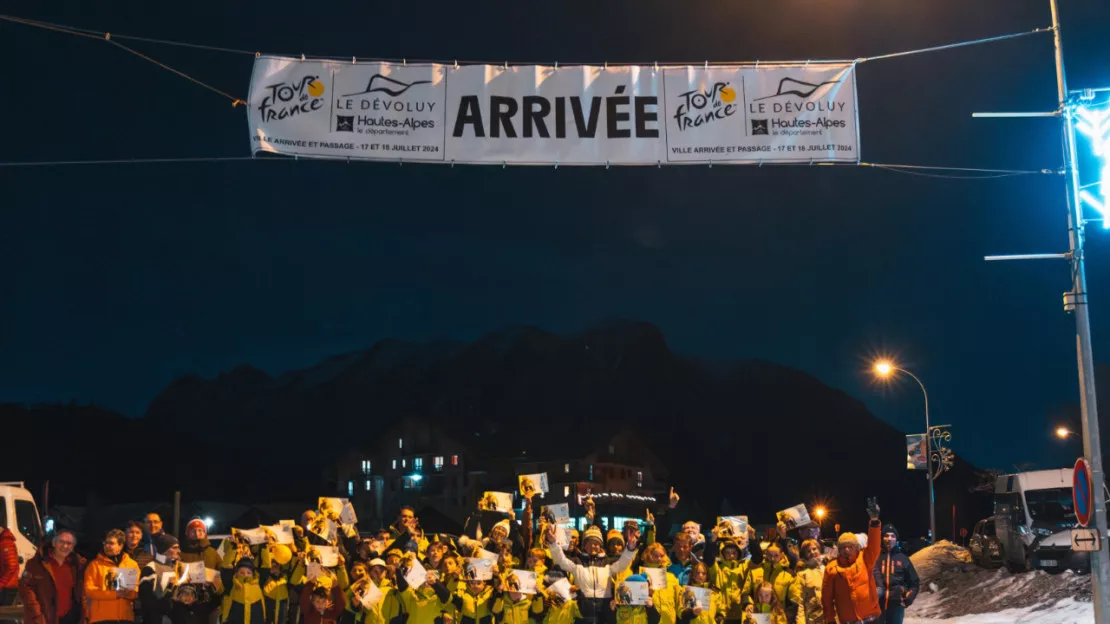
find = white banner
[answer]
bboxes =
[248,57,859,165]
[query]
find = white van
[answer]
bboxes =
[994,469,1088,572]
[0,482,44,576]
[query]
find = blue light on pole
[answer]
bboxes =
[1075,102,1110,228]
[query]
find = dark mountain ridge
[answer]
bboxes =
[4,319,990,537]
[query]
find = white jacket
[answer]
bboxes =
[549,545,635,599]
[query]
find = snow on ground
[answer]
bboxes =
[904,541,1092,623]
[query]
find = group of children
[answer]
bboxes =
[79,488,846,624]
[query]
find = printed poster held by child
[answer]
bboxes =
[518,473,549,498]
[775,504,812,530]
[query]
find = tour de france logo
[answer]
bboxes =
[258,75,326,122]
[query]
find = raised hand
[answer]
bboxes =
[669,488,680,509]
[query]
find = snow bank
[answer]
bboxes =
[905,541,1091,623]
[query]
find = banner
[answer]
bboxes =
[248,58,859,165]
[907,434,929,470]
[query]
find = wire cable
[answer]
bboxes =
[1,13,1053,67]
[1,15,246,105]
[856,27,1053,63]
[0,156,1062,178]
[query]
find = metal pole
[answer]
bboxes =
[898,368,935,542]
[1050,0,1108,620]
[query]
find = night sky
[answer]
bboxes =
[3,0,1109,472]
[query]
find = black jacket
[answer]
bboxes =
[874,547,920,610]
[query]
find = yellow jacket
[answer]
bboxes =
[741,562,793,609]
[399,585,450,624]
[540,599,581,624]
[492,595,542,624]
[83,553,140,624]
[452,585,494,621]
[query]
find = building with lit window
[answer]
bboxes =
[330,420,670,533]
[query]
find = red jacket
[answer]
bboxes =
[19,544,88,624]
[0,528,19,588]
[821,521,882,623]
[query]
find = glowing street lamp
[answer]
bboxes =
[813,506,827,524]
[1057,427,1073,439]
[871,359,938,542]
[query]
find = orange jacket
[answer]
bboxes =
[820,522,881,624]
[83,553,140,623]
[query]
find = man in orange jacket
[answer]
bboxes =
[821,501,883,624]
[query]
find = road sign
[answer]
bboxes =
[1074,457,1094,528]
[1073,528,1102,552]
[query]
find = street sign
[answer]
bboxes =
[1072,528,1101,552]
[1074,457,1094,528]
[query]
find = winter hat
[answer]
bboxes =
[882,524,899,540]
[623,520,640,531]
[186,519,207,535]
[154,534,180,555]
[719,538,740,554]
[368,558,388,570]
[570,529,580,539]
[582,526,604,546]
[493,520,512,536]
[606,530,625,546]
[837,533,860,548]
[235,557,256,573]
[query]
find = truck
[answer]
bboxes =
[0,481,44,578]
[994,469,1089,573]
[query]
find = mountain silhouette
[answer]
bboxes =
[1,319,1031,537]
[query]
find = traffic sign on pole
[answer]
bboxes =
[1075,528,1102,552]
[1075,457,1094,528]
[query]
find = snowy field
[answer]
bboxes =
[905,541,1092,623]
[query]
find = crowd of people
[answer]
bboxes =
[4,489,919,624]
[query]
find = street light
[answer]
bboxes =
[1057,427,1074,439]
[813,506,827,525]
[872,359,936,542]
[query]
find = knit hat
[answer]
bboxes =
[235,557,255,573]
[882,524,899,540]
[606,530,625,546]
[368,558,387,570]
[493,520,512,536]
[582,526,604,546]
[837,533,860,548]
[623,520,640,531]
[154,534,180,555]
[570,529,579,538]
[186,519,206,535]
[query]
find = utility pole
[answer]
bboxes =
[1050,1,1109,620]
[977,1,1106,620]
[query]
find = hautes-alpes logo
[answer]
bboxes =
[258,75,326,122]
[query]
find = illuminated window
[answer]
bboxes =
[564,463,570,473]
[392,459,397,470]
[362,460,372,474]
[414,457,423,472]
[398,438,403,449]
[451,455,459,466]
[637,471,643,488]
[563,486,570,497]
[365,479,371,491]
[347,481,354,497]
[402,459,407,468]
[434,456,444,470]
[589,465,594,481]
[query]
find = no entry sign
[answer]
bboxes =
[1074,457,1093,528]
